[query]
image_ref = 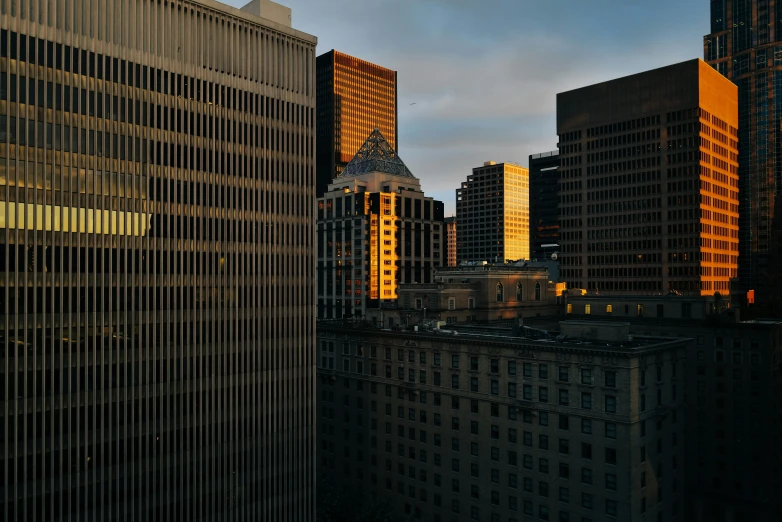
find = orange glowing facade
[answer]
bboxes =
[316,50,397,196]
[557,59,739,296]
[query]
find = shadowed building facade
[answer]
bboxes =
[529,151,560,261]
[0,1,316,520]
[315,50,397,197]
[456,161,530,264]
[557,59,739,296]
[704,0,782,303]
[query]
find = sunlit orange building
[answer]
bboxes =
[317,129,444,319]
[557,59,739,296]
[316,50,397,196]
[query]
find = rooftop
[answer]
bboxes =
[338,128,416,179]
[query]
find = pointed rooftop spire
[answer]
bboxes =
[339,128,416,179]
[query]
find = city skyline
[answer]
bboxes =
[224,0,709,214]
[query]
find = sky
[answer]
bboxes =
[224,0,710,215]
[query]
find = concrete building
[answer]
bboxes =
[389,264,562,326]
[316,321,688,522]
[0,1,317,520]
[529,151,560,261]
[316,50,398,197]
[566,295,782,522]
[445,217,457,267]
[317,128,444,319]
[705,1,782,302]
[456,161,530,264]
[557,59,739,296]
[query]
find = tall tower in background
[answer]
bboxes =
[456,162,530,264]
[557,60,739,296]
[529,151,560,260]
[315,50,398,197]
[0,1,317,520]
[705,0,782,302]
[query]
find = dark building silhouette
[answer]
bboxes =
[316,50,397,197]
[705,0,782,302]
[0,1,316,520]
[567,295,782,522]
[529,151,560,260]
[557,59,739,295]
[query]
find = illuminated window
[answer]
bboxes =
[585,304,591,315]
[567,304,573,314]
[606,304,613,313]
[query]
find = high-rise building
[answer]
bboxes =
[0,1,316,520]
[444,217,457,267]
[316,320,688,522]
[456,161,530,264]
[704,1,782,301]
[557,59,739,296]
[529,151,560,261]
[316,50,397,197]
[317,128,443,320]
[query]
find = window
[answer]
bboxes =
[581,442,592,459]
[581,392,594,411]
[539,364,549,379]
[471,377,479,392]
[559,415,569,430]
[468,297,475,309]
[490,359,499,373]
[583,493,594,510]
[605,423,616,439]
[516,282,524,301]
[496,283,504,302]
[508,382,517,398]
[559,389,569,406]
[606,473,617,491]
[606,304,613,313]
[523,363,533,378]
[605,395,616,413]
[470,356,479,371]
[637,304,644,317]
[581,368,593,385]
[581,418,592,434]
[559,438,569,455]
[604,370,616,388]
[508,361,517,375]
[605,448,617,465]
[448,297,456,310]
[606,499,617,517]
[539,386,549,403]
[567,303,573,314]
[585,304,591,315]
[451,354,460,369]
[535,282,542,301]
[581,468,593,485]
[558,366,569,382]
[491,380,499,395]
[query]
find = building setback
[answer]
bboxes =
[529,151,560,261]
[557,59,739,296]
[0,1,316,520]
[317,129,443,320]
[456,161,530,264]
[704,1,782,301]
[316,322,688,522]
[316,50,398,197]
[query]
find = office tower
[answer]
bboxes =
[444,217,456,267]
[529,151,560,261]
[0,1,316,520]
[456,161,530,264]
[317,128,443,320]
[567,294,782,522]
[557,59,739,296]
[316,50,398,197]
[705,1,782,301]
[316,321,687,522]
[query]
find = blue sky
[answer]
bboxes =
[223,0,710,214]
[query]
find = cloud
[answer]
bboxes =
[223,0,709,214]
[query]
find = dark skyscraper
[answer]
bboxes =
[705,0,782,301]
[529,151,560,260]
[315,50,398,197]
[0,1,316,520]
[557,60,739,296]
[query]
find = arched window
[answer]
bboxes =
[496,283,504,303]
[534,282,542,301]
[516,282,523,301]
